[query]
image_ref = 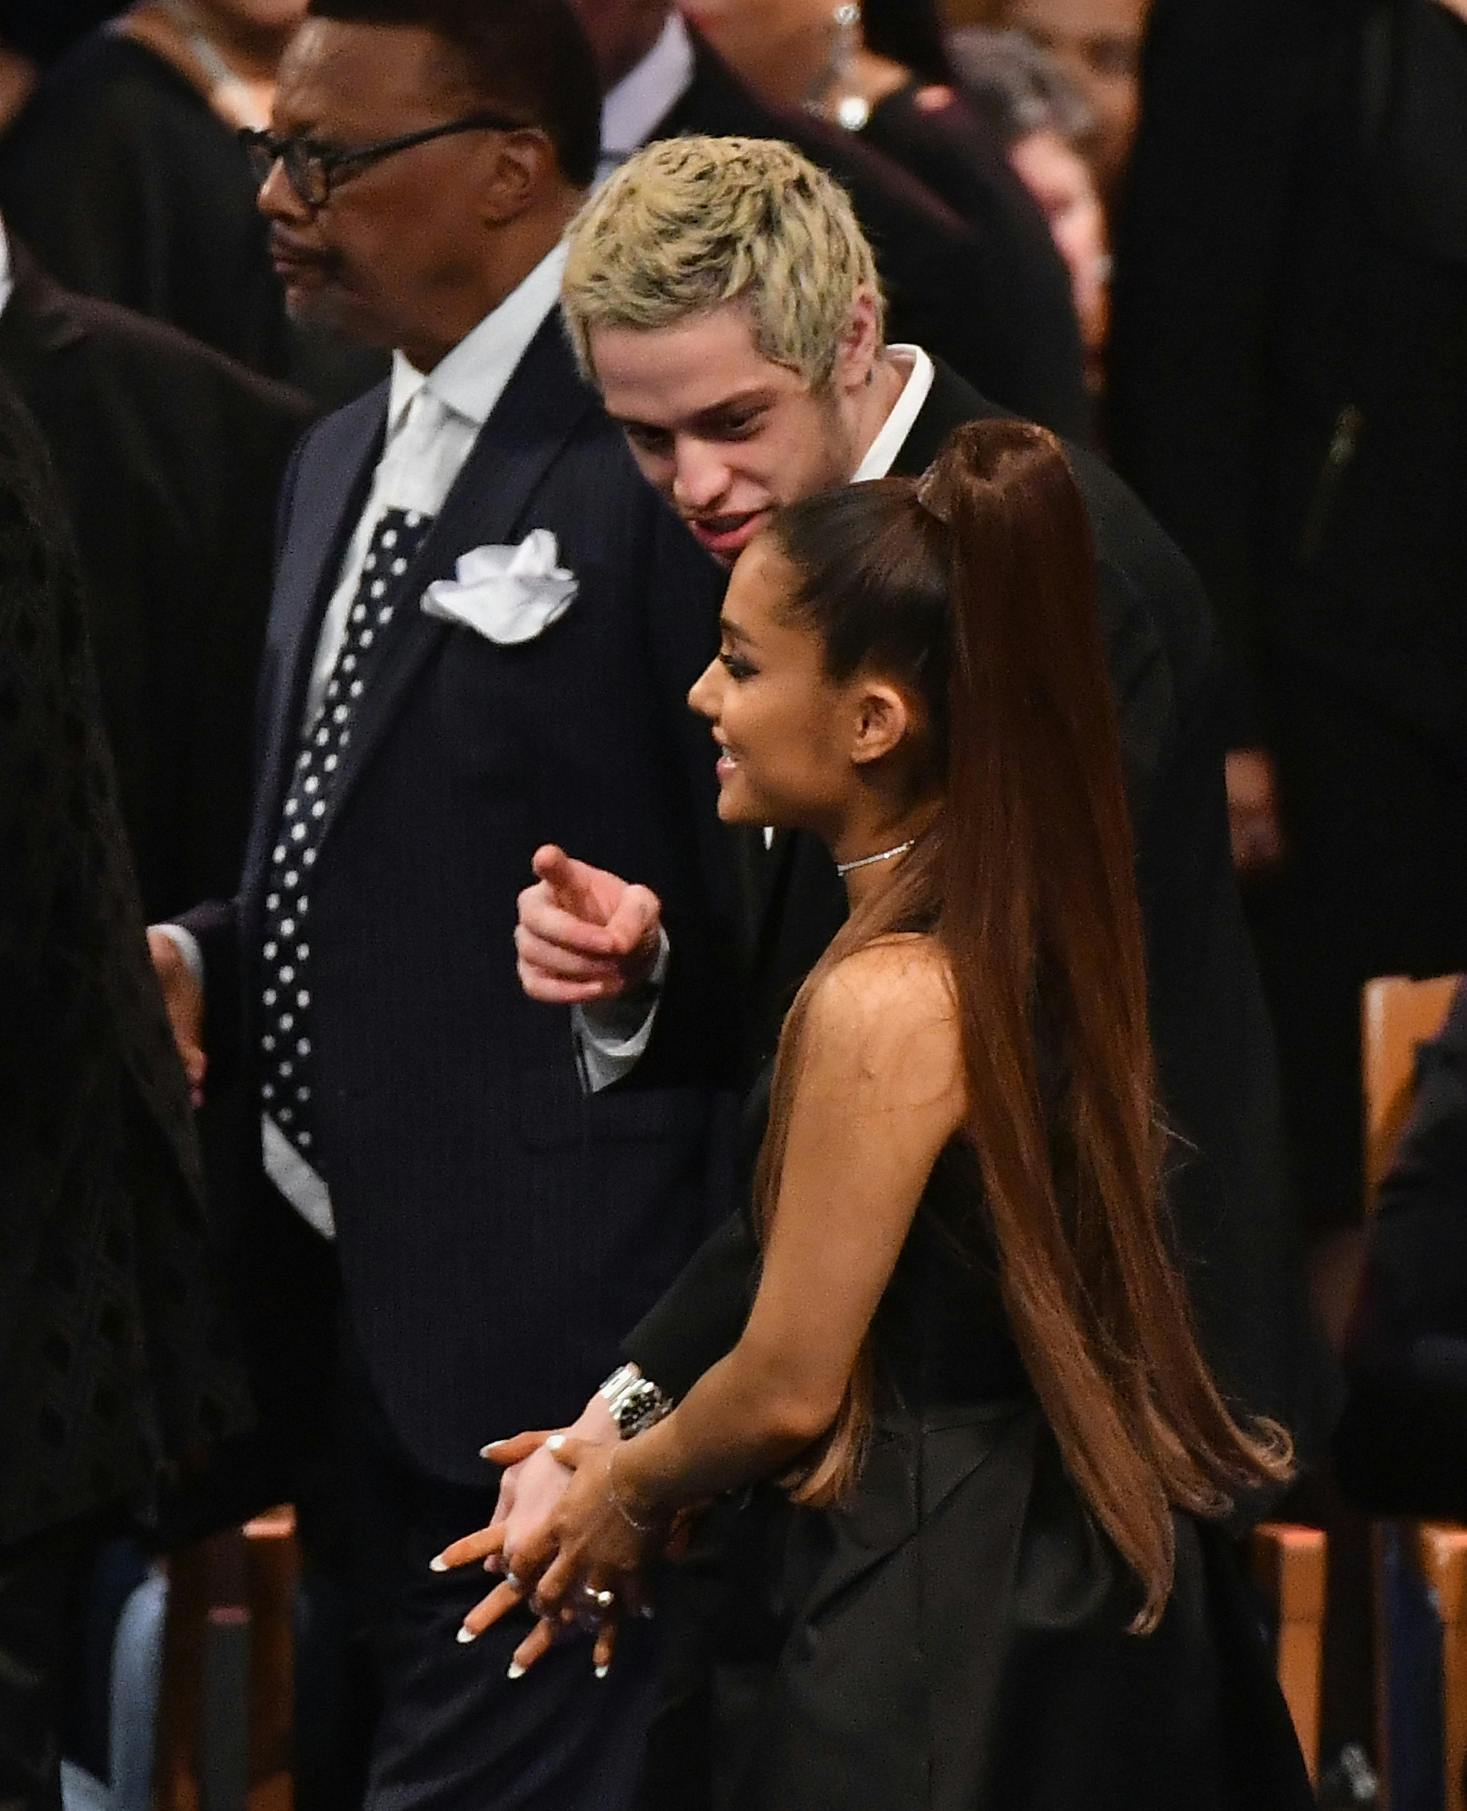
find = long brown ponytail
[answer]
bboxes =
[755,420,1290,1632]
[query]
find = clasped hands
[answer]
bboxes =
[432,1411,671,1679]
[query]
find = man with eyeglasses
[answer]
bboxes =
[149,2,736,1807]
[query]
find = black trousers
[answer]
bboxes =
[0,1517,102,1811]
[1249,664,1467,1230]
[299,1326,663,1811]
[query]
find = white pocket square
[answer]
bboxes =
[420,529,578,644]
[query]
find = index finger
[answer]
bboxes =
[431,1523,506,1573]
[530,845,595,911]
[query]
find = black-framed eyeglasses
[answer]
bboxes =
[239,110,530,209]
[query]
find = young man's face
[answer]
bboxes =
[587,302,865,565]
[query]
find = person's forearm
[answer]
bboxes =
[613,1335,840,1513]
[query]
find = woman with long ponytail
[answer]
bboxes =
[439,421,1313,1809]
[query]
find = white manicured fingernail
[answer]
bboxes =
[546,1433,567,1452]
[507,1661,526,1680]
[456,1626,478,1644]
[429,1555,448,1573]
[595,1664,610,1679]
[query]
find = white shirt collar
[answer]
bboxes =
[852,345,936,482]
[0,218,14,322]
[601,11,696,157]
[386,240,570,435]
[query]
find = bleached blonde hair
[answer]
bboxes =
[561,135,885,390]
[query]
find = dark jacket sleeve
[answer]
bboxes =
[621,1209,759,1398]
[1336,983,1467,1515]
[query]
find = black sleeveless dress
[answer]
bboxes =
[697,1141,1316,1810]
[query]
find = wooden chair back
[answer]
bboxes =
[1362,975,1463,1202]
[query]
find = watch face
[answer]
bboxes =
[613,1380,667,1437]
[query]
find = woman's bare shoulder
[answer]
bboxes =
[799,936,962,1108]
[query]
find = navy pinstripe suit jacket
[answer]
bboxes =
[185,312,740,1485]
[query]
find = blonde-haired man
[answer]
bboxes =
[463,135,1329,1714]
[558,134,913,564]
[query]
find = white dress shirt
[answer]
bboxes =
[851,346,935,482]
[576,345,937,1091]
[306,243,570,721]
[164,243,571,1238]
[598,12,697,181]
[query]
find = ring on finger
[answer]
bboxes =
[581,1585,615,1611]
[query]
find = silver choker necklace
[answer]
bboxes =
[835,838,915,877]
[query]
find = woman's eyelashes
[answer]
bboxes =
[719,649,758,681]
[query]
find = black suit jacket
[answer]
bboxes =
[0,377,249,1546]
[1336,981,1467,1515]
[625,361,1338,1488]
[1107,0,1467,749]
[183,312,741,1486]
[656,34,1088,440]
[0,245,312,920]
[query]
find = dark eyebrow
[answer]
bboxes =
[689,392,776,433]
[719,617,756,646]
[616,388,778,441]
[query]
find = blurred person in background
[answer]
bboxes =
[651,0,1089,434]
[0,373,249,1811]
[0,211,311,921]
[0,0,381,406]
[995,0,1146,197]
[1,3,114,66]
[948,24,1109,372]
[0,39,35,131]
[1107,0,1467,1244]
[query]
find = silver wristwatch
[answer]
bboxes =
[598,1363,673,1440]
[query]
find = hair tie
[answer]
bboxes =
[914,462,952,526]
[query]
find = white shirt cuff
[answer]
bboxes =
[152,923,204,988]
[572,930,670,1093]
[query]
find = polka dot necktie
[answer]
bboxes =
[258,504,435,1173]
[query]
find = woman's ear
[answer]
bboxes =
[849,682,914,767]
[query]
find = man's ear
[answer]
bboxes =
[832,289,882,395]
[477,129,557,225]
[850,681,914,767]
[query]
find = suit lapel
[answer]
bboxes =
[314,315,599,849]
[889,360,994,478]
[247,388,383,880]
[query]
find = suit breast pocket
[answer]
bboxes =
[427,562,613,782]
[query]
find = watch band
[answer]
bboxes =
[598,1363,673,1440]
